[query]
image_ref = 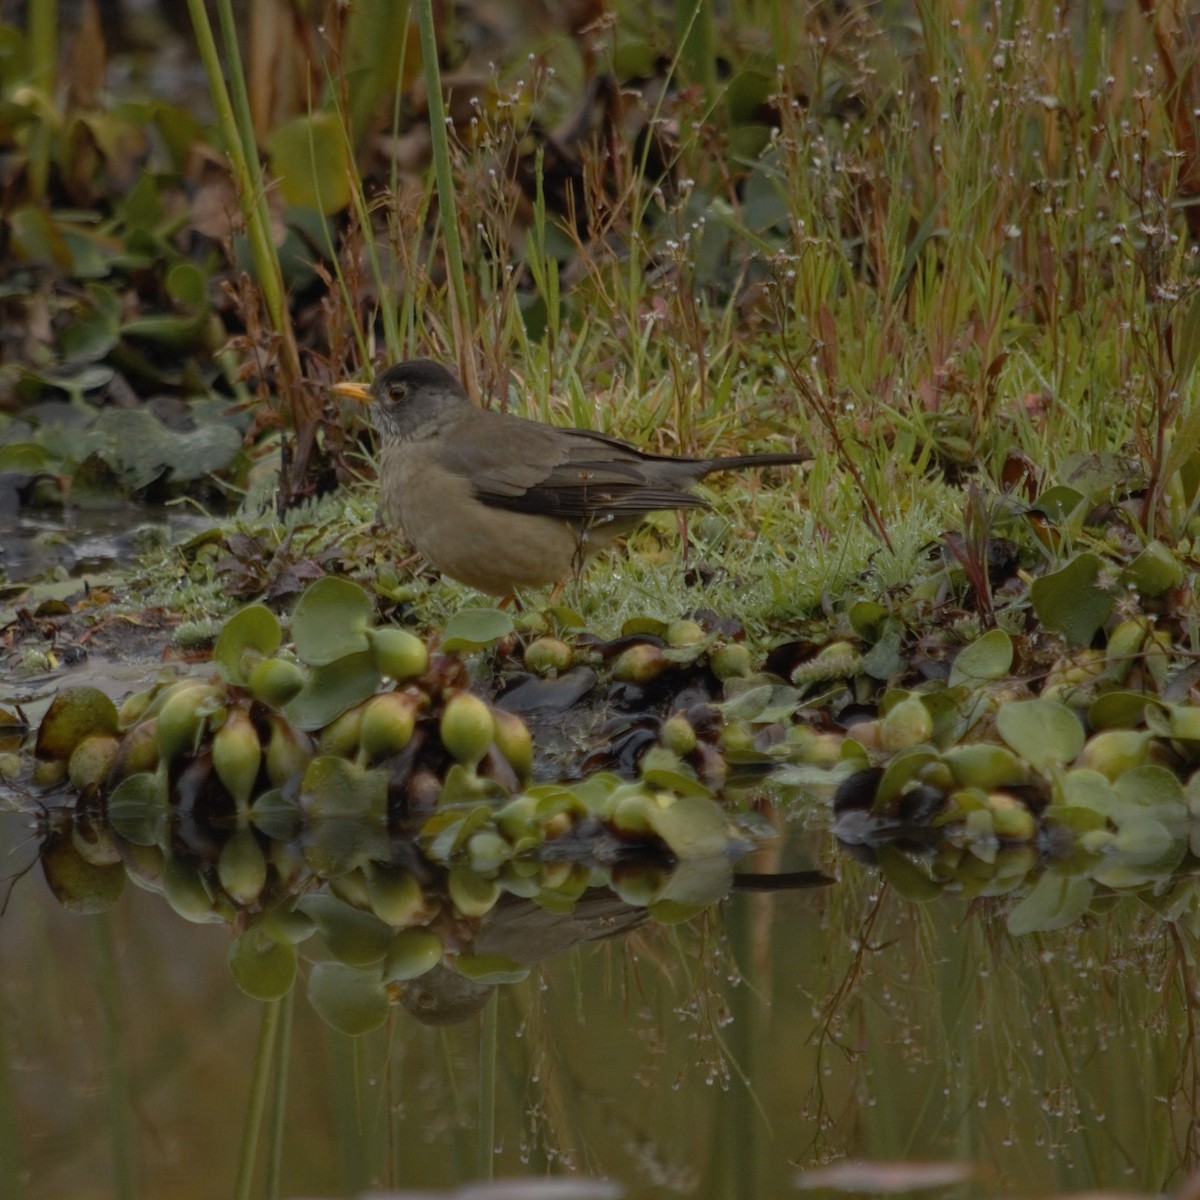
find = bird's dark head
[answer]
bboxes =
[332,359,471,441]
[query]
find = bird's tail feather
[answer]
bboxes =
[701,451,809,474]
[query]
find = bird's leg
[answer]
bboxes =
[571,525,591,579]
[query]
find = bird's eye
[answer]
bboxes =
[389,383,408,402]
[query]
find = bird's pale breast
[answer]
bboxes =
[382,441,592,593]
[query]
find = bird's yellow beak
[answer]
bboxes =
[331,381,373,404]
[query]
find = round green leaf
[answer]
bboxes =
[163,856,220,924]
[941,743,1030,790]
[1107,816,1176,865]
[299,818,389,880]
[441,607,515,652]
[40,828,125,914]
[36,687,119,760]
[640,746,712,798]
[296,893,393,967]
[267,111,353,215]
[249,788,303,841]
[105,771,168,846]
[874,748,938,812]
[620,615,668,638]
[290,577,374,666]
[949,628,1013,687]
[1059,768,1121,819]
[383,929,443,982]
[1007,874,1093,935]
[875,845,943,902]
[306,961,389,1035]
[299,756,388,820]
[1030,553,1114,646]
[1123,541,1185,597]
[1112,764,1185,814]
[996,699,1085,771]
[0,442,55,471]
[166,261,208,310]
[1088,691,1159,731]
[656,856,734,906]
[119,312,211,351]
[228,927,298,1001]
[213,604,282,685]
[283,652,381,730]
[1033,485,1086,524]
[644,793,736,861]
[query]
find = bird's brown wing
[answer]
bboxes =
[434,412,710,523]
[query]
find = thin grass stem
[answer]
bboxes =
[234,999,283,1200]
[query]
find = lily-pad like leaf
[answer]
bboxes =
[119,312,213,352]
[61,305,119,362]
[949,628,1013,687]
[383,929,443,983]
[860,624,905,681]
[640,746,711,797]
[1063,450,1139,504]
[92,407,241,485]
[847,600,889,641]
[1108,815,1176,864]
[1058,767,1121,819]
[441,607,515,652]
[0,442,55,471]
[163,856,220,924]
[1032,484,1087,524]
[1088,691,1160,731]
[1042,803,1108,834]
[996,699,1085,771]
[876,845,942,902]
[249,788,303,841]
[447,865,501,917]
[267,111,353,214]
[35,687,119,761]
[621,615,668,638]
[873,748,938,813]
[40,828,125,914]
[1122,541,1185,597]
[420,805,494,863]
[655,856,734,906]
[546,604,585,630]
[296,893,393,967]
[105,771,168,846]
[644,793,736,861]
[299,817,388,879]
[307,961,389,1035]
[1112,764,1185,813]
[1030,552,1114,645]
[283,652,380,730]
[299,756,388,819]
[718,684,775,722]
[228,927,298,1001]
[213,604,282,685]
[1007,873,1093,935]
[290,577,374,666]
[166,261,209,310]
[941,743,1030,790]
[1166,703,1200,742]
